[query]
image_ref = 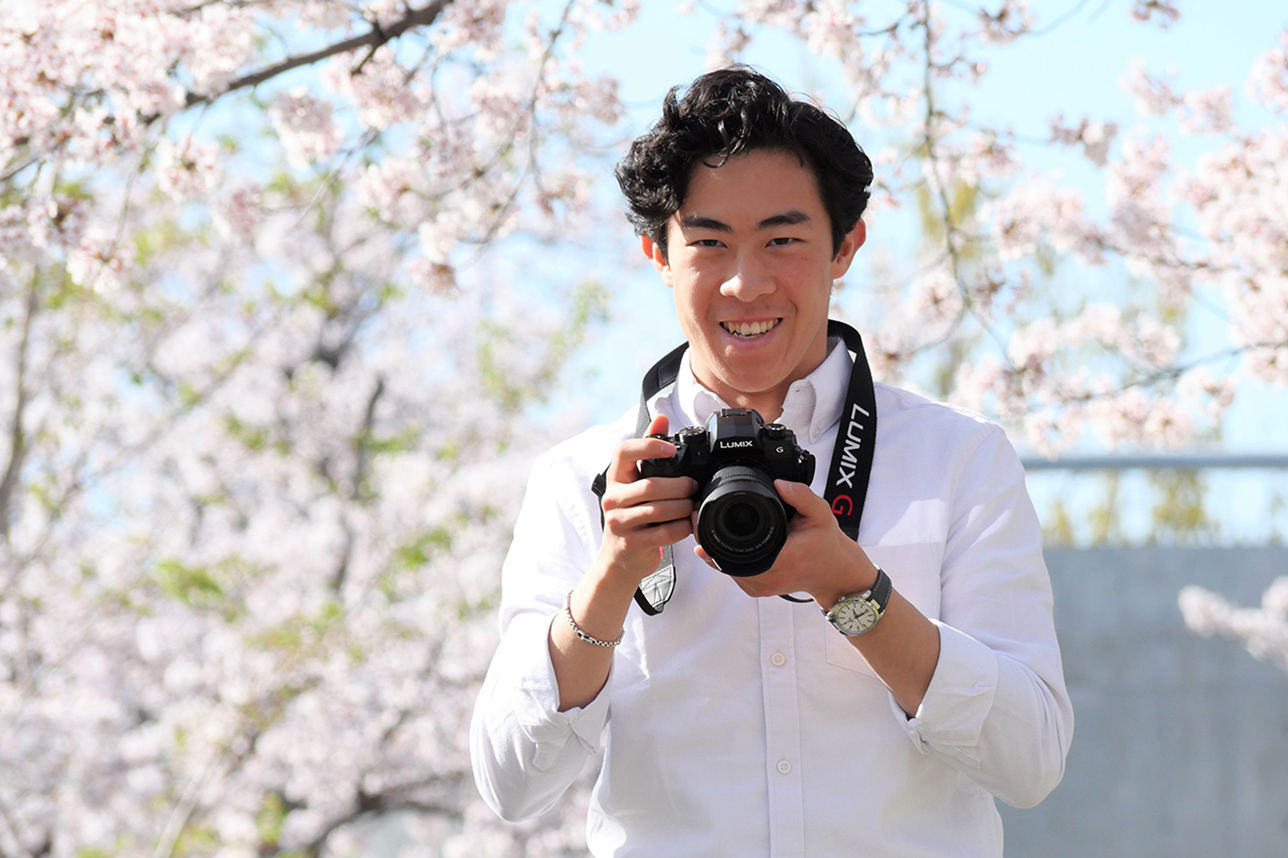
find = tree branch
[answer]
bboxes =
[0,279,37,544]
[182,0,454,110]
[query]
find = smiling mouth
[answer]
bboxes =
[721,319,781,338]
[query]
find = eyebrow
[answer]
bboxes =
[678,209,813,232]
[758,210,811,229]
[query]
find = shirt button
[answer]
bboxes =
[776,760,792,775]
[770,652,787,667]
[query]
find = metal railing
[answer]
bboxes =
[1020,454,1288,471]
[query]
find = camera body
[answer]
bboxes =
[639,408,815,577]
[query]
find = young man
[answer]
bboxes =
[471,68,1072,857]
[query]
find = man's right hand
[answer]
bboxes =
[595,414,698,584]
[551,414,697,711]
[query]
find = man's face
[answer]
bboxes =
[643,148,864,419]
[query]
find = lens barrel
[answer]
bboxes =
[696,465,789,577]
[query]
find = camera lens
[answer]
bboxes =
[696,465,789,577]
[720,501,762,539]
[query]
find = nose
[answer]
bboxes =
[720,250,775,301]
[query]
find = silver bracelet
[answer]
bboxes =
[561,591,623,648]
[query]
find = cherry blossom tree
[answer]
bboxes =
[5,0,1288,855]
[2,0,628,855]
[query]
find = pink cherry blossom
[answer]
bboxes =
[1180,579,1288,672]
[269,88,344,168]
[1,1,633,853]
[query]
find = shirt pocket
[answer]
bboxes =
[824,543,943,676]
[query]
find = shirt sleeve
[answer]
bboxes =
[469,447,613,822]
[894,424,1074,809]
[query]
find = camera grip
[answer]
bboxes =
[638,437,685,478]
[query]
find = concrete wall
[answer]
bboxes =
[1001,548,1288,857]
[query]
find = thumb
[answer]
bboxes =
[774,478,828,519]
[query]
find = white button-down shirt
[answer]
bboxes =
[471,338,1073,857]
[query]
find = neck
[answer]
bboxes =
[720,389,785,425]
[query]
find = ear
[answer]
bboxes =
[829,219,866,280]
[641,234,673,288]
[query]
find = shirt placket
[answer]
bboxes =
[758,596,806,858]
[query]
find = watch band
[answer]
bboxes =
[866,565,892,613]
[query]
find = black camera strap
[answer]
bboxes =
[590,319,878,615]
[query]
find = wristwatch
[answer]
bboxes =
[823,566,892,636]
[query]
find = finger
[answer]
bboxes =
[607,434,677,484]
[610,516,693,554]
[605,414,673,485]
[604,498,696,532]
[648,517,695,548]
[645,414,669,438]
[604,476,697,513]
[774,479,828,520]
[693,543,719,571]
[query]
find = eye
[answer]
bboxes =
[767,236,799,247]
[692,238,725,248]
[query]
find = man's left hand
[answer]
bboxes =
[696,478,941,715]
[694,478,879,610]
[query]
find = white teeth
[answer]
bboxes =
[722,319,780,337]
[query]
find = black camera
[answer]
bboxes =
[639,408,815,577]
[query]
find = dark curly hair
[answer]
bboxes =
[615,66,873,261]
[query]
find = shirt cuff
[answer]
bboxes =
[894,620,999,768]
[511,618,613,771]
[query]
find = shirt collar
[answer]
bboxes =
[672,336,852,443]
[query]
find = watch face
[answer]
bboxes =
[832,597,878,635]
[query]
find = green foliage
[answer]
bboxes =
[1042,498,1076,546]
[382,520,461,602]
[247,600,344,655]
[915,177,982,260]
[256,792,288,847]
[176,380,203,410]
[456,592,497,622]
[225,414,271,452]
[395,525,454,570]
[39,263,86,312]
[1148,469,1216,544]
[478,278,609,414]
[1038,468,1225,547]
[357,425,419,458]
[151,557,256,620]
[435,438,462,463]
[132,215,198,270]
[1088,471,1123,545]
[154,559,225,603]
[170,820,221,856]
